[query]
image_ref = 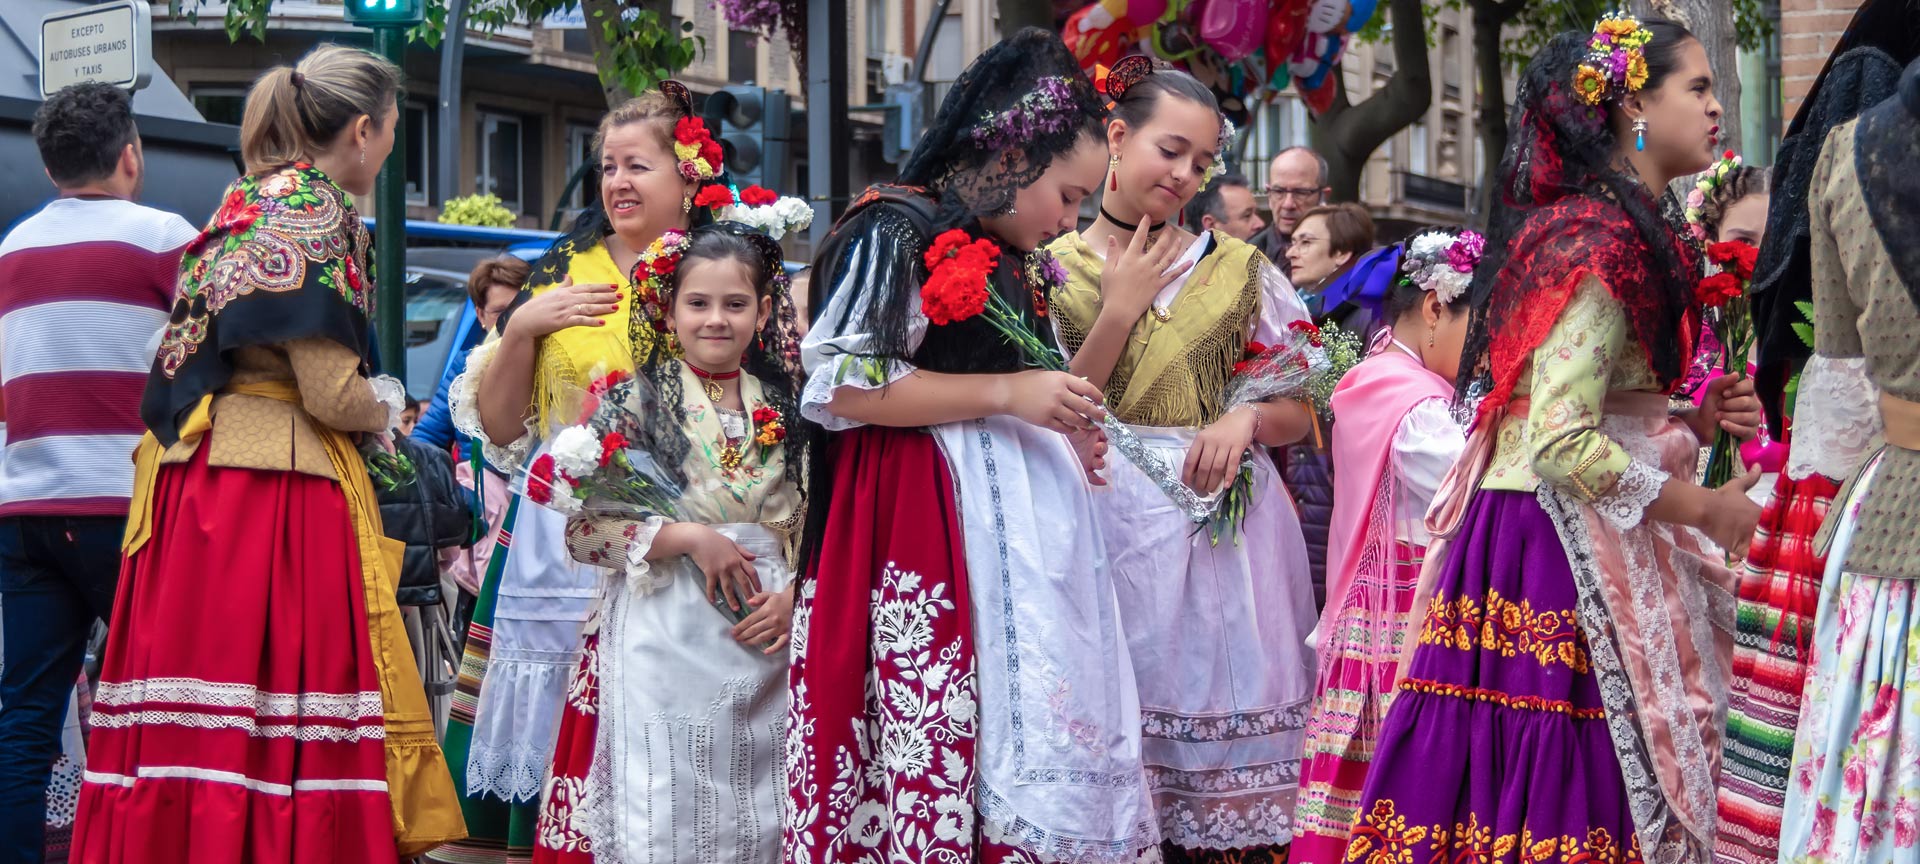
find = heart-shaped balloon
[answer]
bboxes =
[1197,0,1266,61]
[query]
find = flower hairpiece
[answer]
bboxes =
[971,76,1083,150]
[633,229,692,332]
[672,116,724,182]
[1399,229,1483,305]
[1574,12,1653,106]
[720,184,816,241]
[1683,149,1742,241]
[1200,117,1237,190]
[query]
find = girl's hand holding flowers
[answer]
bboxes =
[732,587,794,654]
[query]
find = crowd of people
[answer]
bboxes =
[1,4,1919,864]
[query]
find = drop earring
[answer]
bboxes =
[1428,326,1437,348]
[359,147,366,164]
[682,196,693,214]
[1108,155,1119,193]
[1633,117,1647,152]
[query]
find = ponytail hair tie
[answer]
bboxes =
[290,70,306,89]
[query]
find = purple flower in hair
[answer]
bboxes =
[1445,231,1485,273]
[970,76,1079,149]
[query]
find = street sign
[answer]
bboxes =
[344,0,425,28]
[39,0,153,99]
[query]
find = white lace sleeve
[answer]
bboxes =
[451,337,538,471]
[1591,459,1671,532]
[368,374,407,433]
[1788,354,1881,481]
[799,242,929,433]
[1250,261,1311,343]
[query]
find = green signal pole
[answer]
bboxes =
[374,24,407,376]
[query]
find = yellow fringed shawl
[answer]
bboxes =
[1047,230,1262,428]
[530,240,647,432]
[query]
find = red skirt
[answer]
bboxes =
[784,426,1038,863]
[72,444,398,864]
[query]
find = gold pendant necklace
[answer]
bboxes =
[701,378,723,403]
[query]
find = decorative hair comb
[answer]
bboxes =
[1574,13,1653,106]
[1103,54,1155,103]
[660,80,696,118]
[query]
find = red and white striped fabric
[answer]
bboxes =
[0,196,194,517]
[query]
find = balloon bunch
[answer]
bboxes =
[1061,0,1382,124]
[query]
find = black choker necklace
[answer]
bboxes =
[1098,206,1167,235]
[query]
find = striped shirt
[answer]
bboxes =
[0,197,197,517]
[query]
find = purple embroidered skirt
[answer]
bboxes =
[1343,490,1645,862]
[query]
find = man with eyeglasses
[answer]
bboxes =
[1251,146,1332,277]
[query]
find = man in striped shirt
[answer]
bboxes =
[0,82,196,864]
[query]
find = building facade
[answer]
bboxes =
[153,0,999,253]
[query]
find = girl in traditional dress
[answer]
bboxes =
[1714,7,1920,859]
[1046,57,1317,862]
[1776,55,1920,864]
[1290,228,1475,863]
[532,223,808,863]
[1343,16,1765,863]
[72,44,464,861]
[442,85,715,864]
[787,28,1160,864]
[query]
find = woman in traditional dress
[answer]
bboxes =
[532,224,809,863]
[441,85,715,864]
[1290,228,1475,863]
[1775,56,1920,864]
[1713,7,1920,859]
[786,27,1159,863]
[1342,16,1765,863]
[1045,57,1316,863]
[72,44,464,862]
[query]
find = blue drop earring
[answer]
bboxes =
[1633,117,1647,152]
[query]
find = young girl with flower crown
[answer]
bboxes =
[1045,57,1317,862]
[530,221,810,863]
[1290,228,1474,862]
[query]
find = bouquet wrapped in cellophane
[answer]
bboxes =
[1203,319,1362,545]
[517,366,684,521]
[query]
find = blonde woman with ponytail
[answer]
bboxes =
[72,43,465,862]
[435,83,718,864]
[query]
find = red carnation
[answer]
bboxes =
[598,432,629,468]
[1695,272,1743,307]
[1287,319,1324,347]
[527,454,558,504]
[699,139,725,171]
[1233,360,1250,375]
[694,184,736,210]
[926,228,973,268]
[752,406,780,425]
[740,185,779,207]
[1243,340,1268,358]
[1707,240,1759,281]
[1723,149,1736,160]
[674,116,709,145]
[651,254,677,276]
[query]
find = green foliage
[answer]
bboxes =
[1364,0,1778,65]
[1792,300,1816,349]
[166,0,703,95]
[439,193,516,227]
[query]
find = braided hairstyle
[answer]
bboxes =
[628,222,810,493]
[1698,165,1770,242]
[1455,19,1703,400]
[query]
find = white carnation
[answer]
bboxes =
[546,476,583,514]
[549,426,602,478]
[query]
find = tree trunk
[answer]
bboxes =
[1634,0,1741,154]
[1308,0,1432,201]
[1469,0,1527,225]
[996,0,1053,39]
[584,0,676,107]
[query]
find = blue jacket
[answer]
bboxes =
[409,300,485,461]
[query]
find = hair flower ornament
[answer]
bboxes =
[1400,228,1483,305]
[1683,149,1743,240]
[633,229,693,332]
[1574,12,1653,106]
[970,76,1083,150]
[672,116,724,182]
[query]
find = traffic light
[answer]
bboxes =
[704,85,790,190]
[343,0,424,27]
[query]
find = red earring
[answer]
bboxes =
[1108,155,1119,192]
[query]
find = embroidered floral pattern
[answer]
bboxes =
[1346,800,1646,864]
[1397,678,1608,720]
[1419,589,1594,673]
[786,564,979,863]
[160,163,369,377]
[536,774,595,854]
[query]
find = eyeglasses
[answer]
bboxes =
[1266,187,1323,203]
